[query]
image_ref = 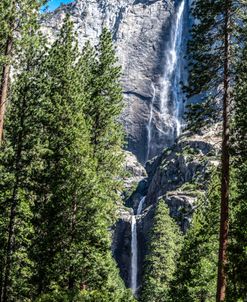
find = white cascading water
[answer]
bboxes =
[131,196,146,295]
[146,83,156,162]
[131,215,138,294]
[158,0,185,139]
[137,196,145,216]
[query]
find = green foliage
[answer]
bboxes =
[227,40,247,301]
[77,27,125,211]
[36,288,135,302]
[140,200,183,302]
[81,28,124,174]
[170,173,220,302]
[185,100,218,133]
[0,24,46,301]
[184,0,245,132]
[29,16,93,295]
[0,14,132,301]
[25,19,129,300]
[0,0,46,65]
[226,168,247,302]
[233,45,247,157]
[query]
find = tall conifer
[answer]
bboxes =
[29,20,131,301]
[0,27,46,301]
[184,0,246,299]
[171,174,220,302]
[140,200,182,302]
[29,16,93,295]
[227,40,247,301]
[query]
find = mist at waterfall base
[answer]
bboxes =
[130,0,187,296]
[146,0,187,162]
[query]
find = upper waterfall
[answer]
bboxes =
[159,0,185,137]
[146,0,188,161]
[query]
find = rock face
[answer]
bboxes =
[112,207,132,286]
[42,0,190,163]
[121,125,221,288]
[112,151,146,286]
[122,151,147,197]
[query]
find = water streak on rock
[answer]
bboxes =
[146,83,156,162]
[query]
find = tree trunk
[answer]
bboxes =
[0,36,13,144]
[216,0,230,301]
[68,197,77,290]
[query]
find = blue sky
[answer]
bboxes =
[46,0,73,11]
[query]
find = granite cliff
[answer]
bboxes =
[42,0,189,163]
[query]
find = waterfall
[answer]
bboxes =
[159,0,185,138]
[146,83,156,163]
[137,196,145,216]
[131,215,138,293]
[172,0,186,138]
[159,0,185,135]
[131,196,146,295]
[144,0,186,162]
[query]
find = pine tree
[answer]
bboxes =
[83,28,124,174]
[227,40,247,301]
[29,20,132,301]
[139,200,183,302]
[184,0,247,299]
[227,169,247,301]
[0,28,47,301]
[76,28,125,218]
[72,27,131,302]
[1,12,134,301]
[170,173,220,302]
[29,16,94,295]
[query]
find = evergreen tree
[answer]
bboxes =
[139,200,183,302]
[29,20,132,301]
[227,41,247,301]
[0,28,46,301]
[82,28,124,175]
[185,0,238,131]
[184,0,247,299]
[76,28,125,223]
[227,168,247,302]
[29,16,90,295]
[0,9,134,300]
[170,173,220,302]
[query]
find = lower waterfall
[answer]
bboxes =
[131,215,138,293]
[131,196,146,295]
